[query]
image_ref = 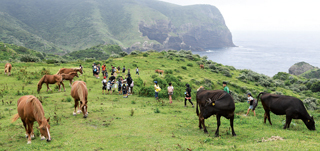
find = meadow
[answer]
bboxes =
[0,52,320,150]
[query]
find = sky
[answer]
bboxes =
[159,0,320,32]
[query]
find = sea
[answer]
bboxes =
[193,31,320,77]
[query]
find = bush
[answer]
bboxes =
[181,66,187,70]
[143,53,149,57]
[46,59,59,64]
[187,63,193,67]
[119,51,128,57]
[20,55,40,62]
[139,86,155,97]
[147,50,157,53]
[85,58,96,62]
[310,81,320,92]
[209,64,216,70]
[130,50,141,55]
[164,70,173,74]
[110,54,120,58]
[185,54,194,60]
[303,97,319,110]
[180,58,185,62]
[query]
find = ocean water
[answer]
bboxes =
[194,31,320,77]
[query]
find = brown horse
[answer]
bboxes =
[200,64,204,69]
[61,72,79,86]
[56,68,83,75]
[155,69,164,76]
[12,95,51,144]
[71,81,88,118]
[4,63,12,75]
[37,75,66,93]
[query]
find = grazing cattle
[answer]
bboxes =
[4,63,12,75]
[200,64,204,69]
[256,92,315,130]
[71,81,88,118]
[56,68,83,75]
[155,69,164,75]
[37,75,66,93]
[61,72,79,86]
[12,95,51,144]
[196,88,236,136]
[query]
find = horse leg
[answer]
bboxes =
[30,122,35,138]
[26,122,32,144]
[215,114,221,137]
[22,119,28,138]
[46,83,51,91]
[69,80,72,87]
[61,82,66,92]
[230,115,237,136]
[78,101,82,114]
[73,99,78,115]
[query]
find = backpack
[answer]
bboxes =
[168,86,173,93]
[130,81,134,87]
[156,86,161,92]
[107,81,111,89]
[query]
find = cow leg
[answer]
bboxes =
[215,115,221,137]
[284,115,292,129]
[266,110,272,125]
[73,99,78,115]
[230,115,237,136]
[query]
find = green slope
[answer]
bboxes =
[0,0,234,53]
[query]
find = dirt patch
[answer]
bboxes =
[262,136,284,142]
[114,58,123,60]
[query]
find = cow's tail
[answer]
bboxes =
[254,92,265,110]
[196,101,199,117]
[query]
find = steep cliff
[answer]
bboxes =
[289,62,318,76]
[0,0,234,54]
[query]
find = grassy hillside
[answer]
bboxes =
[0,41,45,60]
[0,52,319,150]
[0,0,232,53]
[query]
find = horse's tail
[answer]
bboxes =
[253,92,265,110]
[12,113,20,123]
[77,82,86,109]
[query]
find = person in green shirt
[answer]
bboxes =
[223,81,229,93]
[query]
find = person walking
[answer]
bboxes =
[102,64,106,76]
[185,84,194,107]
[223,81,229,93]
[102,76,107,95]
[118,77,123,95]
[167,83,174,104]
[136,67,139,76]
[245,93,256,116]
[122,66,126,76]
[154,81,160,100]
[126,74,133,95]
[122,83,128,98]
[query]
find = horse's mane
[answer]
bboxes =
[38,75,46,86]
[27,96,44,121]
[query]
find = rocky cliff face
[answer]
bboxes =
[289,62,318,75]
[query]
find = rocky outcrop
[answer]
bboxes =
[289,62,318,75]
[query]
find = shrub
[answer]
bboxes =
[303,97,319,110]
[119,51,128,57]
[139,86,155,97]
[201,56,208,60]
[185,54,194,60]
[168,50,177,53]
[181,66,187,70]
[20,55,40,62]
[132,64,138,67]
[196,61,203,65]
[85,58,95,62]
[310,81,320,92]
[135,77,144,87]
[151,74,158,79]
[46,59,59,64]
[143,53,149,57]
[187,63,193,67]
[130,50,141,55]
[180,58,185,62]
[164,70,173,74]
[147,50,157,53]
[209,64,216,70]
[110,54,120,58]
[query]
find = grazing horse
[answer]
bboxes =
[200,64,204,69]
[196,88,236,136]
[256,92,315,130]
[56,68,83,75]
[4,63,12,75]
[37,75,66,93]
[155,69,164,76]
[71,81,88,118]
[12,95,51,144]
[61,72,79,86]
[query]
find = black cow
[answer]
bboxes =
[256,92,315,130]
[196,89,236,137]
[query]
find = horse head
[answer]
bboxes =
[81,101,88,118]
[74,72,79,78]
[78,68,83,75]
[37,84,42,94]
[39,117,51,142]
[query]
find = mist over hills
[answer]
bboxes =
[0,0,234,54]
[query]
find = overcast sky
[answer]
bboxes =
[159,0,320,32]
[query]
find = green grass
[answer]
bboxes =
[0,53,320,150]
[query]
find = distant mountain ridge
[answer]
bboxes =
[0,0,234,54]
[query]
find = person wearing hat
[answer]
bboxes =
[154,81,160,100]
[245,93,256,116]
[223,81,229,93]
[185,83,194,107]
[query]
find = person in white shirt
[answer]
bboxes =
[102,76,107,95]
[167,83,174,104]
[245,93,256,116]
